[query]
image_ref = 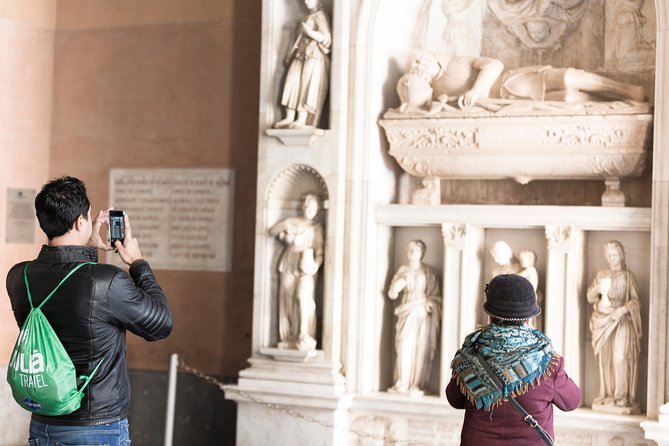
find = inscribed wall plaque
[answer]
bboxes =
[6,188,36,244]
[108,169,235,272]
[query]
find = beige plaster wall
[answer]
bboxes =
[56,0,240,30]
[0,0,260,378]
[49,2,260,375]
[0,0,56,29]
[0,4,56,441]
[0,7,55,366]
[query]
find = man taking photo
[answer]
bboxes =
[6,176,173,445]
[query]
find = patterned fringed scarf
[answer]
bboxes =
[451,324,557,411]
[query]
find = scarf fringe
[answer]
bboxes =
[452,352,560,411]
[451,322,559,412]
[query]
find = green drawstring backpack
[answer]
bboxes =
[7,262,105,416]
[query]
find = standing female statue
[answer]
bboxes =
[387,240,441,395]
[586,241,642,413]
[273,0,331,129]
[270,194,324,351]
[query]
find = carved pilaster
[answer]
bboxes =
[439,223,483,391]
[544,225,585,389]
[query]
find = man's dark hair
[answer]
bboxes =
[35,176,90,240]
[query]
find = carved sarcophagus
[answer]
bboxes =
[379,101,653,205]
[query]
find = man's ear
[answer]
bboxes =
[73,214,86,232]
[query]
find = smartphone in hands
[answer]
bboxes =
[109,210,125,247]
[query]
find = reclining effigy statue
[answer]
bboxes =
[396,51,645,114]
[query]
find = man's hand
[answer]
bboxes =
[87,209,114,252]
[114,214,144,266]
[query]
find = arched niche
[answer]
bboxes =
[263,164,329,349]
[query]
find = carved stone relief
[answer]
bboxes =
[379,113,652,205]
[604,0,656,70]
[267,164,329,203]
[555,432,595,445]
[414,0,481,57]
[488,0,588,49]
[351,416,395,446]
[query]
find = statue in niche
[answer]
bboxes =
[269,193,324,351]
[387,240,442,396]
[396,51,646,114]
[518,250,544,330]
[488,0,588,49]
[490,241,522,278]
[586,240,642,414]
[273,0,331,130]
[609,0,655,67]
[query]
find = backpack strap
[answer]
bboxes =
[77,356,106,394]
[23,262,97,310]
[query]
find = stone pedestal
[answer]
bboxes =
[641,404,669,445]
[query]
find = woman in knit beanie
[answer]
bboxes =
[446,274,581,445]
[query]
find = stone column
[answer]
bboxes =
[544,225,586,388]
[440,223,484,390]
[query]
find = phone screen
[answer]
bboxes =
[109,210,125,246]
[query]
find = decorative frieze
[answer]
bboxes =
[544,124,649,148]
[383,127,479,150]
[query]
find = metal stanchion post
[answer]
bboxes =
[164,353,178,446]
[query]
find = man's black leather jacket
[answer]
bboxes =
[6,245,173,425]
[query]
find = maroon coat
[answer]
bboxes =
[446,356,581,445]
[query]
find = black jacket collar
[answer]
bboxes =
[36,245,99,263]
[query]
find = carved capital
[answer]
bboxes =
[545,225,572,250]
[441,223,467,246]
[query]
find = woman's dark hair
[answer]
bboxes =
[35,176,90,240]
[490,317,526,327]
